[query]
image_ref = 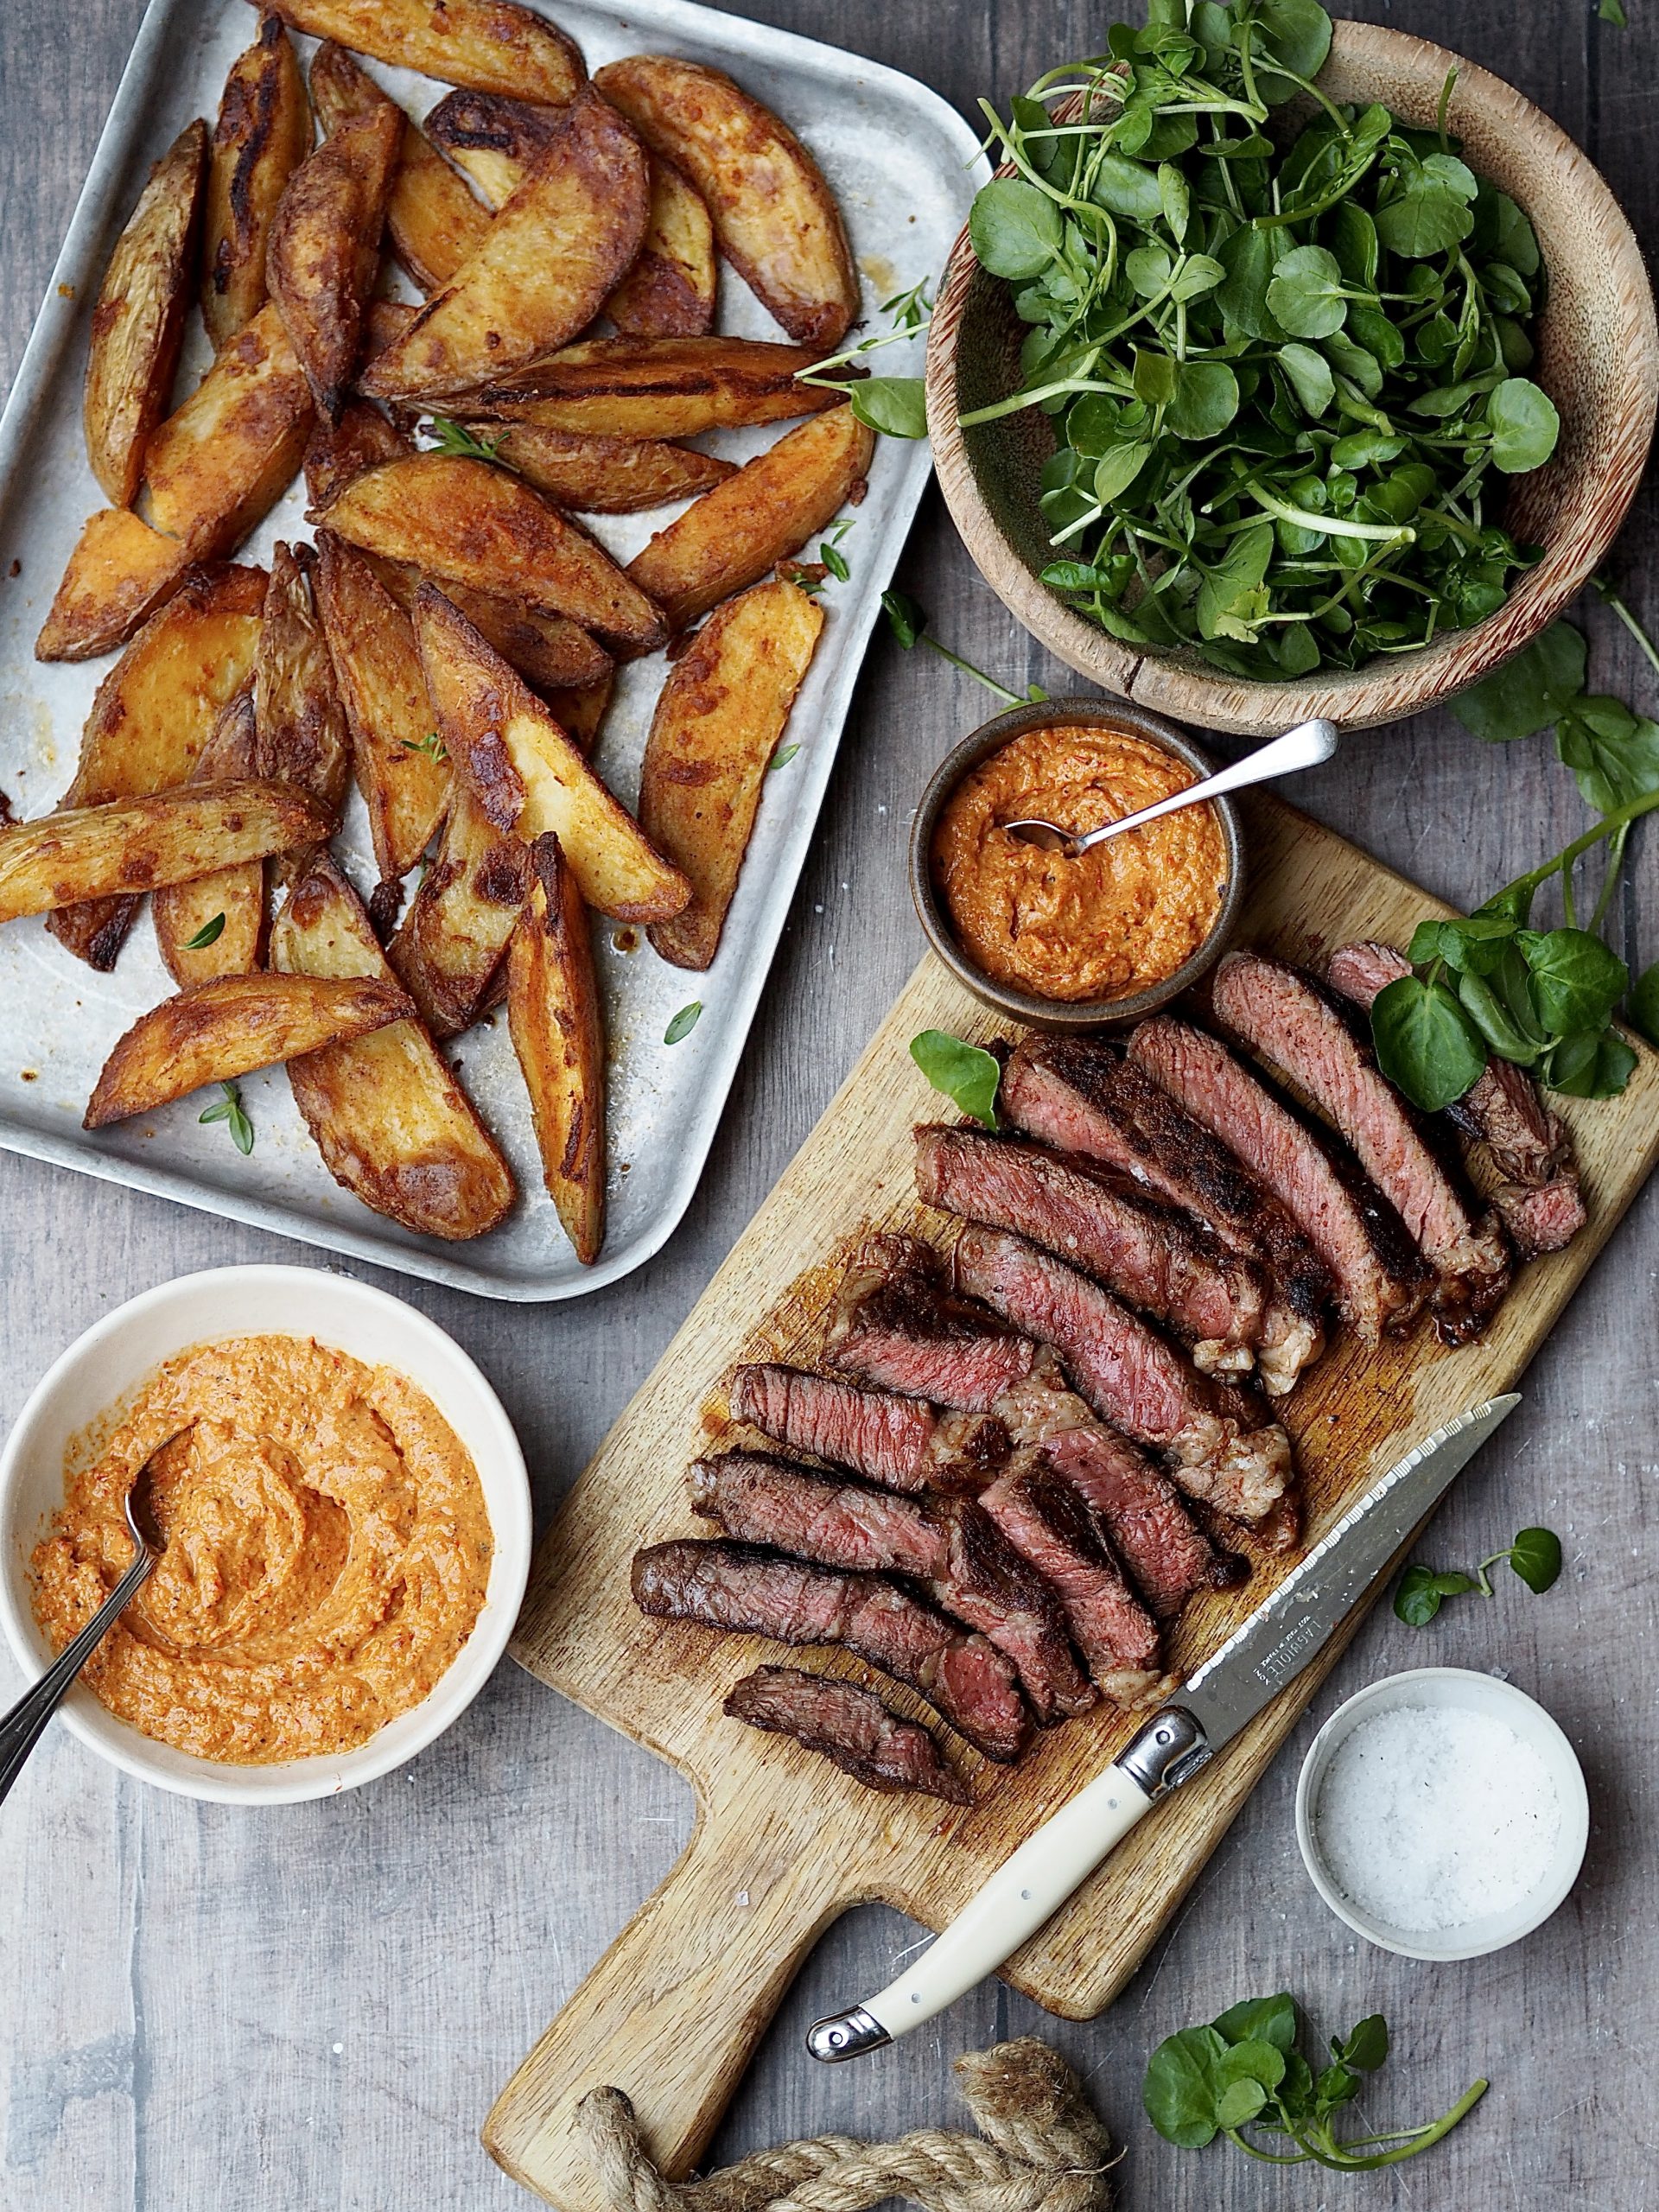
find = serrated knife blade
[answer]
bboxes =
[806,1394,1521,2060]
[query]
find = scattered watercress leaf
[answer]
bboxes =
[1142,2024,1228,2148]
[1630,960,1659,1046]
[1521,927,1627,1035]
[910,1030,1001,1128]
[1451,622,1587,741]
[1509,1526,1563,1593]
[1214,1993,1298,2053]
[1599,0,1627,23]
[969,178,1063,278]
[1395,1564,1480,1624]
[849,377,926,438]
[881,588,926,649]
[1340,2016,1389,2072]
[1371,973,1487,1109]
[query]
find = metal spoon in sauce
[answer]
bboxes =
[1000,717,1339,857]
[0,1430,184,1805]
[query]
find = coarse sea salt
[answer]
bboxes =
[1313,1703,1562,1933]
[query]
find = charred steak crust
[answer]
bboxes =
[631,1537,1032,1762]
[722,1666,973,1805]
[1127,1014,1430,1344]
[1211,950,1512,1342]
[828,1232,1040,1408]
[728,1361,1012,1493]
[687,1451,1095,1722]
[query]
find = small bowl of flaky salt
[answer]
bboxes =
[1295,1668,1590,1963]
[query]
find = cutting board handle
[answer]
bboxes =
[483,1783,863,2208]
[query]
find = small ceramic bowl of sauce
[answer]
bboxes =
[909,696,1245,1031]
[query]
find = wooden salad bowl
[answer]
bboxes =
[925,21,1659,737]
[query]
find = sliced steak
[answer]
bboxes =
[977,1460,1168,1707]
[1211,950,1511,1340]
[632,1538,1031,1762]
[728,1362,1011,1494]
[914,1122,1269,1377]
[1325,940,1586,1260]
[952,1224,1295,1530]
[723,1667,973,1804]
[1001,1036,1328,1395]
[1127,1014,1430,1343]
[688,1452,1094,1722]
[829,1232,1040,1408]
[1038,1421,1248,1617]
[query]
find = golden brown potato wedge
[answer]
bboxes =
[416,585,690,922]
[607,156,715,338]
[302,397,409,504]
[458,422,734,512]
[139,300,315,556]
[84,118,208,507]
[269,101,403,421]
[48,563,268,967]
[314,532,449,882]
[308,43,491,296]
[594,55,856,347]
[85,969,412,1128]
[255,0,585,106]
[203,15,314,351]
[359,88,648,404]
[272,854,515,1239]
[544,673,613,755]
[640,580,822,969]
[365,555,612,693]
[151,690,268,986]
[387,779,529,1037]
[627,405,873,632]
[470,334,842,439]
[253,544,353,849]
[35,509,194,662]
[508,832,604,1263]
[311,453,667,652]
[0,779,330,928]
[421,87,557,207]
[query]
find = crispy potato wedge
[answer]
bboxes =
[640,581,822,969]
[459,422,734,512]
[416,584,689,922]
[544,672,613,754]
[253,544,353,848]
[0,779,330,929]
[508,832,604,1262]
[470,334,842,439]
[35,509,194,662]
[48,563,268,967]
[203,15,314,351]
[366,554,612,693]
[309,43,491,296]
[84,118,208,507]
[139,300,315,555]
[422,87,558,207]
[85,969,412,1128]
[311,453,667,652]
[594,55,856,347]
[272,854,515,1239]
[359,88,648,403]
[152,690,268,986]
[627,405,874,631]
[607,156,715,338]
[314,532,449,881]
[269,101,404,421]
[256,0,584,105]
[302,396,409,504]
[387,779,528,1037]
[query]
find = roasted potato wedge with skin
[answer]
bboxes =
[254,543,353,845]
[48,562,267,967]
[607,156,715,339]
[272,854,515,1240]
[312,454,667,652]
[139,301,315,556]
[203,16,313,352]
[359,88,649,404]
[416,585,690,922]
[459,423,734,512]
[628,406,874,632]
[366,554,612,693]
[35,509,194,662]
[302,397,409,504]
[254,0,584,107]
[470,335,843,440]
[85,118,208,507]
[544,673,613,755]
[0,779,330,928]
[594,55,857,347]
[269,101,404,422]
[85,970,412,1129]
[509,833,604,1263]
[387,779,529,1037]
[152,691,268,986]
[641,580,823,969]
[314,532,449,881]
[422,86,557,207]
[309,43,491,296]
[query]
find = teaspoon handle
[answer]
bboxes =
[1077,718,1339,849]
[0,1544,154,1805]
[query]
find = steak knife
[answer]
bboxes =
[806,1393,1520,2060]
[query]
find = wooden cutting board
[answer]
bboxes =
[485,794,1659,2207]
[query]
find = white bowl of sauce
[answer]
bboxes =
[1295,1667,1589,1962]
[0,1265,531,1804]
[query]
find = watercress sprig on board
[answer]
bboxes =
[1395,1524,1562,1624]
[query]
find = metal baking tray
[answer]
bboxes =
[0,0,983,1300]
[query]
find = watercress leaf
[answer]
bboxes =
[1554,699,1659,811]
[1410,913,1516,975]
[1143,2025,1228,2148]
[1091,152,1164,221]
[1215,223,1287,340]
[1321,327,1385,398]
[1167,359,1240,439]
[970,178,1064,279]
[1252,0,1334,100]
[1600,0,1627,24]
[1197,524,1275,641]
[1331,429,1405,467]
[1486,376,1560,472]
[1473,184,1541,276]
[1395,1563,1447,1624]
[1011,93,1074,190]
[1217,2038,1287,2094]
[664,1001,702,1045]
[1133,346,1179,407]
[1277,2050,1316,2120]
[1214,1993,1298,2053]
[910,1030,1001,1128]
[1330,199,1378,288]
[1169,251,1225,302]
[1065,392,1123,457]
[1317,2063,1360,2109]
[1458,968,1540,1062]
[1214,2077,1268,2129]
[1277,341,1334,416]
[1094,442,1153,500]
[1159,160,1190,244]
[1450,621,1586,741]
[1630,959,1659,1046]
[1510,1526,1563,1593]
[1346,303,1406,370]
[881,588,927,648]
[1273,620,1322,675]
[1372,973,1488,1109]
[1376,152,1478,257]
[1125,242,1173,298]
[1266,245,1349,339]
[1522,927,1628,1034]
[1482,260,1533,315]
[849,377,927,438]
[1547,1027,1637,1098]
[1341,2015,1390,2071]
[1041,558,1114,591]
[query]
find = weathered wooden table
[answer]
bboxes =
[1,4,1652,2206]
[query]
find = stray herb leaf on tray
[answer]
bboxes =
[1395,1524,1563,1623]
[199,1080,254,1155]
[181,912,226,950]
[664,1001,702,1045]
[880,590,1049,705]
[910,1030,1002,1128]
